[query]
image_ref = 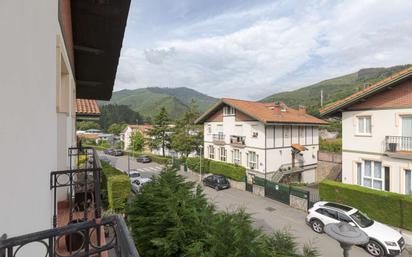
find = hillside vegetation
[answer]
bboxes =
[105,87,217,119]
[261,64,411,115]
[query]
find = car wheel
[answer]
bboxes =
[310,219,324,233]
[214,185,220,191]
[365,240,385,257]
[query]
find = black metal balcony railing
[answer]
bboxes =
[230,135,246,146]
[0,215,140,257]
[50,147,102,228]
[212,133,225,142]
[385,136,412,152]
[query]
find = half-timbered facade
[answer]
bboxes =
[196,98,327,183]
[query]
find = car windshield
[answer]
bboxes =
[217,177,228,183]
[130,173,139,177]
[350,211,374,228]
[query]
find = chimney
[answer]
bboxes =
[298,105,306,114]
[279,101,287,112]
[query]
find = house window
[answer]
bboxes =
[357,116,371,134]
[233,149,241,165]
[247,151,258,170]
[251,125,258,138]
[406,170,412,195]
[223,106,235,116]
[219,147,227,162]
[359,160,384,190]
[207,124,212,134]
[208,145,215,159]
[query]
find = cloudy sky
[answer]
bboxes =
[114,0,412,100]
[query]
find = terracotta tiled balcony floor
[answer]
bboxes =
[57,201,108,257]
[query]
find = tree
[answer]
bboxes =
[170,101,203,158]
[126,169,214,257]
[99,104,145,130]
[147,107,171,157]
[129,131,145,152]
[76,121,101,131]
[126,169,318,257]
[108,122,127,135]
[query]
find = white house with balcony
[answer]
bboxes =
[196,98,327,183]
[321,67,412,195]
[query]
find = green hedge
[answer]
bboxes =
[186,157,245,182]
[320,180,412,230]
[319,138,342,153]
[108,175,131,211]
[101,161,130,210]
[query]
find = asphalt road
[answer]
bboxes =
[101,152,412,257]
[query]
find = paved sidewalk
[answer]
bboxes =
[178,170,412,257]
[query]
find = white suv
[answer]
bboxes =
[306,201,405,257]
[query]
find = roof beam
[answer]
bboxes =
[76,80,103,87]
[74,45,104,55]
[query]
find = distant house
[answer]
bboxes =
[321,67,412,195]
[121,124,153,151]
[196,98,327,183]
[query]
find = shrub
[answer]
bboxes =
[101,161,129,210]
[320,180,412,230]
[186,157,245,181]
[107,175,131,211]
[319,138,342,153]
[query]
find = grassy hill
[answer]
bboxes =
[261,64,412,115]
[106,87,217,119]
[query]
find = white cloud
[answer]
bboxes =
[115,0,412,100]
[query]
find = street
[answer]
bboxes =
[102,152,412,257]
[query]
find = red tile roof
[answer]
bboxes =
[196,98,327,125]
[124,124,153,135]
[320,66,412,116]
[76,99,101,116]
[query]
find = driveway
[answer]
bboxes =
[102,153,412,257]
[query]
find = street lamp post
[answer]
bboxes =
[199,145,203,183]
[324,222,369,257]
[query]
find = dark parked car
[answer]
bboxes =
[136,155,152,163]
[113,149,123,156]
[202,175,230,190]
[104,148,114,155]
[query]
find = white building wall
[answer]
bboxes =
[342,109,412,193]
[204,120,320,180]
[0,0,75,241]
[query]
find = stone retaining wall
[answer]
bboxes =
[290,195,308,211]
[253,185,265,197]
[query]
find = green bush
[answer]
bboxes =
[320,180,412,230]
[108,175,131,211]
[101,161,129,210]
[186,157,245,182]
[319,138,342,153]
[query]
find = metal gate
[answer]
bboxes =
[265,181,290,204]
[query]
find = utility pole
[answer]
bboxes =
[199,145,203,183]
[320,89,324,107]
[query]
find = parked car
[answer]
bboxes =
[202,175,230,190]
[99,156,111,164]
[131,177,152,193]
[128,170,141,183]
[104,148,114,155]
[306,201,405,257]
[113,149,123,156]
[136,155,152,163]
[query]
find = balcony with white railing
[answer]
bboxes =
[230,135,246,148]
[385,136,412,160]
[212,133,225,145]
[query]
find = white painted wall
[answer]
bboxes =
[0,0,75,242]
[342,109,412,194]
[204,118,320,180]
